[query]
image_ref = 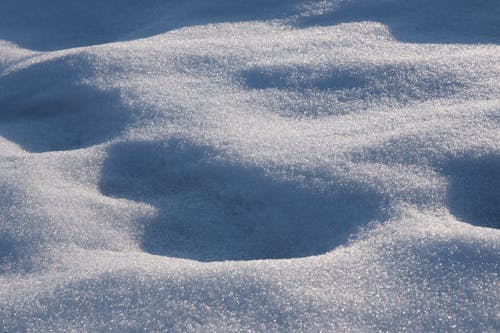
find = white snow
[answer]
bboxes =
[0,1,499,332]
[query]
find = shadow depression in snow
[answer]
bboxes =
[0,56,129,152]
[0,0,304,51]
[2,0,497,52]
[297,0,500,45]
[239,63,464,117]
[241,63,461,96]
[100,140,385,261]
[350,138,500,230]
[443,155,500,229]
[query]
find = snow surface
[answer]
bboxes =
[1,0,499,331]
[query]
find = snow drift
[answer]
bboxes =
[0,0,499,332]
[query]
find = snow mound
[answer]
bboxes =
[1,0,499,332]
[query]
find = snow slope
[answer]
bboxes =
[0,1,499,331]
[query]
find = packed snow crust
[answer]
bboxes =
[0,1,499,331]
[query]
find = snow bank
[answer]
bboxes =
[0,0,499,332]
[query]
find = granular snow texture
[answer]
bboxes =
[0,1,499,332]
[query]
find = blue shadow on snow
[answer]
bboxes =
[443,155,500,229]
[100,139,386,261]
[1,0,497,51]
[0,56,129,152]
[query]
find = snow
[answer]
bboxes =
[1,1,499,331]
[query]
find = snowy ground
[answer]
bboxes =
[0,1,499,332]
